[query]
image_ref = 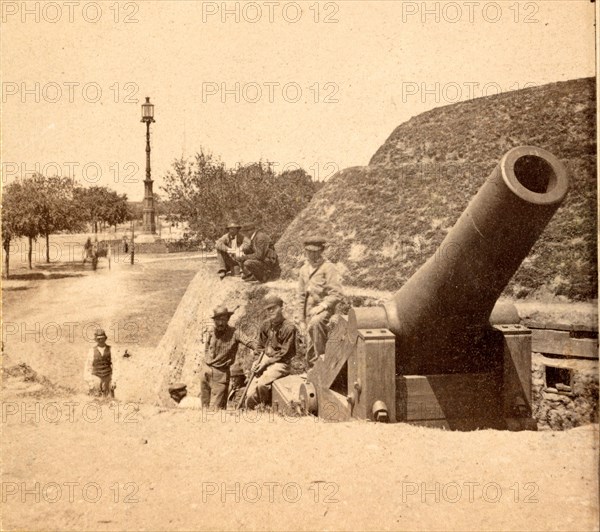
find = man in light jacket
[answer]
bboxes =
[297,237,343,366]
[214,221,249,280]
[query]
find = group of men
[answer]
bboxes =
[215,222,281,283]
[190,293,297,410]
[85,227,343,412]
[186,232,343,410]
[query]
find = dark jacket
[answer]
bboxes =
[257,318,296,365]
[243,230,279,265]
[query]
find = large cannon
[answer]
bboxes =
[273,146,568,430]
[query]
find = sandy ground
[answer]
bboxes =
[2,240,599,531]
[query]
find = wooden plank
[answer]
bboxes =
[272,375,304,409]
[350,329,396,422]
[498,326,532,416]
[396,373,501,421]
[317,387,352,422]
[567,338,599,359]
[531,329,570,355]
[307,316,352,389]
[397,376,444,420]
[523,321,598,333]
[532,330,598,359]
[405,418,526,431]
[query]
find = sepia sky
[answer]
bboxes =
[1,0,596,200]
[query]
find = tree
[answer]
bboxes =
[2,182,23,278]
[161,149,318,242]
[36,175,85,263]
[1,179,43,271]
[74,186,131,233]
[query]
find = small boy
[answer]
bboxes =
[84,328,118,397]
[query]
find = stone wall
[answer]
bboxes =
[532,352,599,430]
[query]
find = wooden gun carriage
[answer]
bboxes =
[273,147,569,430]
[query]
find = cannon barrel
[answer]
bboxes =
[349,146,568,374]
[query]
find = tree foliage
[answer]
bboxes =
[161,150,318,241]
[74,186,132,232]
[2,176,132,276]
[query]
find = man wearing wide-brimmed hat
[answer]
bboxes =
[83,328,119,397]
[215,221,250,280]
[201,305,257,409]
[297,237,343,366]
[238,222,281,283]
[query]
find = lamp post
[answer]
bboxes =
[141,97,156,234]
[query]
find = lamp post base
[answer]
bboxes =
[135,233,162,244]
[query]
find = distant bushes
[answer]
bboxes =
[162,150,319,242]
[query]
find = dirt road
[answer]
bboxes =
[2,249,598,531]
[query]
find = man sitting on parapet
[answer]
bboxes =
[202,305,257,409]
[238,222,281,283]
[84,328,118,397]
[297,237,343,366]
[215,221,248,280]
[245,295,296,409]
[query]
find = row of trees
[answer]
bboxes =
[2,175,131,276]
[162,150,321,242]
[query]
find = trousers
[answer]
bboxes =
[245,362,290,409]
[243,259,280,283]
[87,375,114,397]
[216,250,239,274]
[200,363,230,409]
[305,310,330,365]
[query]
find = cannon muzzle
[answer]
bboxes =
[349,146,568,374]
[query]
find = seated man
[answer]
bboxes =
[84,328,118,397]
[201,305,257,409]
[239,222,281,283]
[297,237,343,366]
[245,295,296,409]
[214,222,248,280]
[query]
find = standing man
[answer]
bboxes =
[297,237,343,366]
[246,295,296,409]
[215,222,248,280]
[201,305,257,409]
[239,222,281,283]
[84,328,118,397]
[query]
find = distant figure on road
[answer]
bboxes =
[245,295,296,409]
[82,237,93,263]
[215,221,248,280]
[91,239,99,270]
[122,235,129,254]
[239,222,281,283]
[201,305,257,409]
[84,328,118,397]
[297,237,343,367]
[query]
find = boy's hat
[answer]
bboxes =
[94,328,108,339]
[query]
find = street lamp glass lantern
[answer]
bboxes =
[141,97,154,121]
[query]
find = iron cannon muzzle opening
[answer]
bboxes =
[501,146,568,205]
